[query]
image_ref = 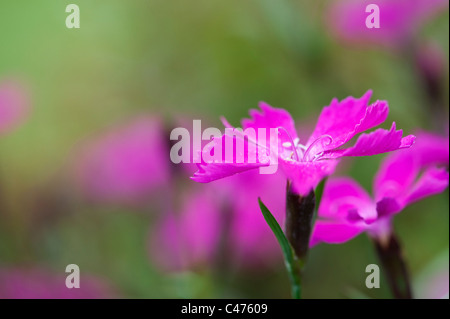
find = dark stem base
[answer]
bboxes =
[285,182,315,261]
[372,233,413,299]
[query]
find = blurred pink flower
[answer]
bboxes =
[150,170,285,271]
[327,0,448,48]
[311,131,449,246]
[415,251,449,299]
[0,80,29,135]
[75,116,170,205]
[420,268,449,299]
[150,187,222,271]
[192,90,415,196]
[0,268,115,299]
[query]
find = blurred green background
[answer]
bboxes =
[0,0,448,298]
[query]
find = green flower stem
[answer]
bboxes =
[289,256,302,299]
[258,180,325,299]
[258,198,302,299]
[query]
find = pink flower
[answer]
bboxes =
[328,0,448,48]
[0,80,29,135]
[192,90,415,196]
[150,187,222,271]
[311,131,449,246]
[75,116,170,205]
[150,170,285,270]
[0,268,116,299]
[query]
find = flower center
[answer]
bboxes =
[279,132,333,162]
[302,135,333,162]
[277,126,300,161]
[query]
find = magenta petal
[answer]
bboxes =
[410,130,449,166]
[192,161,269,183]
[310,220,365,247]
[317,177,374,221]
[324,122,416,158]
[405,167,450,205]
[241,102,298,144]
[374,131,448,202]
[341,122,415,156]
[279,159,338,196]
[307,91,390,152]
[374,150,420,202]
[191,133,271,183]
[376,197,403,217]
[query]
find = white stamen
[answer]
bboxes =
[302,135,333,162]
[277,126,300,161]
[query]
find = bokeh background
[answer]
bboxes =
[0,0,448,298]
